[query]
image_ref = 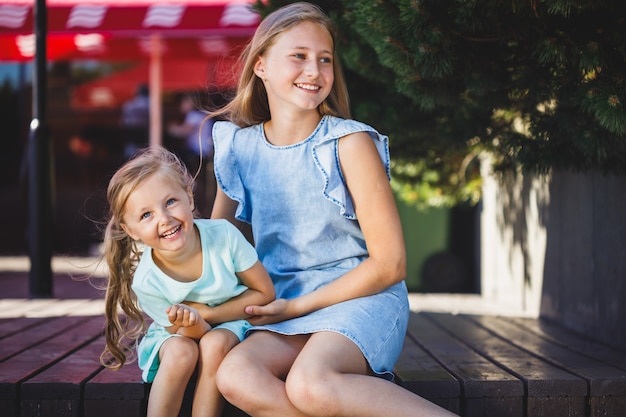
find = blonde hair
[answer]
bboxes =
[100,146,195,369]
[212,2,351,126]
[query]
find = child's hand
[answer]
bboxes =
[167,303,205,328]
[245,298,292,325]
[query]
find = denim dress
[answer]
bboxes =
[213,115,409,379]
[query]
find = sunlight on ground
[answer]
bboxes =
[0,256,107,318]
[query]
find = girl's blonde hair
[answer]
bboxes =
[212,2,351,126]
[100,146,195,369]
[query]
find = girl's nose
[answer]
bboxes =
[304,59,320,78]
[156,209,171,225]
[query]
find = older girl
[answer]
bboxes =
[207,2,457,416]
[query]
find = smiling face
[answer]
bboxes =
[254,20,335,116]
[120,172,196,258]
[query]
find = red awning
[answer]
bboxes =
[70,58,241,109]
[0,0,259,144]
[0,0,259,61]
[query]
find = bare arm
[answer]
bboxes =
[246,131,406,324]
[211,187,254,243]
[186,260,275,325]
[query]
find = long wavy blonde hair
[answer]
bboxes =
[211,2,351,127]
[100,146,195,369]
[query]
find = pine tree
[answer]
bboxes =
[255,0,626,208]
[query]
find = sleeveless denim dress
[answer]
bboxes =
[213,115,409,379]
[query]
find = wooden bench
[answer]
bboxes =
[396,312,626,417]
[1,310,625,417]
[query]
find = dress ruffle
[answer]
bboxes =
[213,121,251,222]
[312,116,391,219]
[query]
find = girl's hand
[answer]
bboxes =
[167,303,206,328]
[244,299,293,325]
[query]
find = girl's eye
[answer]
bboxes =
[320,56,332,64]
[166,198,176,207]
[140,212,151,220]
[293,53,306,59]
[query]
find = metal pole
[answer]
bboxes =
[149,33,163,147]
[28,0,53,298]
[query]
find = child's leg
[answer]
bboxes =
[148,336,199,417]
[285,331,458,417]
[191,329,240,417]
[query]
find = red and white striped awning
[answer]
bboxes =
[0,0,259,61]
[0,0,259,145]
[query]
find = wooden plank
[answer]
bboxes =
[84,362,147,417]
[0,315,104,417]
[592,173,626,350]
[509,317,626,371]
[469,315,626,417]
[0,317,49,339]
[395,328,461,413]
[406,312,523,417]
[0,316,92,362]
[428,313,587,417]
[20,336,105,417]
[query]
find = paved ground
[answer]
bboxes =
[0,256,107,318]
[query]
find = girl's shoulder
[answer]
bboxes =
[319,116,384,141]
[213,120,260,141]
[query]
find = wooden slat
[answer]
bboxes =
[395,328,461,413]
[20,336,105,417]
[0,316,49,339]
[405,312,524,417]
[468,315,626,417]
[0,316,105,417]
[84,361,147,417]
[427,313,588,417]
[0,316,94,362]
[509,317,626,371]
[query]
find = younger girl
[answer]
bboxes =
[209,2,457,417]
[100,146,275,417]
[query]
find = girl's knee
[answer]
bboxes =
[285,365,339,415]
[198,330,239,375]
[216,345,264,401]
[160,336,198,370]
[215,348,247,394]
[199,329,238,358]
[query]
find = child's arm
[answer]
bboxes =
[166,304,212,340]
[186,260,275,325]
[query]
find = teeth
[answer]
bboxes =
[161,225,180,238]
[296,83,320,91]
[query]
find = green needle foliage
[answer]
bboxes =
[254,0,626,209]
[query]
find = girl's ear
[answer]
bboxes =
[187,187,195,211]
[120,222,139,241]
[253,56,266,80]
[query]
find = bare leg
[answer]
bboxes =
[148,336,198,417]
[217,331,310,417]
[217,331,457,417]
[192,329,240,417]
[285,331,457,417]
